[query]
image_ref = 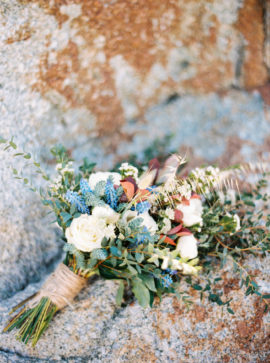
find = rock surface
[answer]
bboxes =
[1,0,268,133]
[0,255,269,362]
[1,0,270,361]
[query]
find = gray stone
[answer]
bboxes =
[0,255,269,362]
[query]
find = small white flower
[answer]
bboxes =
[65,214,111,252]
[176,197,203,227]
[89,172,122,189]
[170,259,198,275]
[178,180,192,200]
[56,161,74,174]
[161,256,170,270]
[92,205,120,224]
[165,207,175,220]
[119,162,138,181]
[181,263,198,275]
[176,234,198,259]
[226,213,241,233]
[104,223,116,240]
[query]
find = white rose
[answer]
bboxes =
[89,172,122,189]
[92,205,120,224]
[176,197,203,227]
[121,210,158,235]
[176,234,198,259]
[65,214,109,252]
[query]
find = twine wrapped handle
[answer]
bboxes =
[29,263,87,310]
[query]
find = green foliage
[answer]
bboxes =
[84,191,106,207]
[116,280,125,306]
[94,181,106,196]
[63,243,86,270]
[131,277,151,308]
[79,157,96,176]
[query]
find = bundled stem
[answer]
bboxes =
[4,297,57,346]
[3,263,87,346]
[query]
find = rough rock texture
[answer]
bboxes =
[0,255,269,362]
[1,0,269,134]
[1,0,270,361]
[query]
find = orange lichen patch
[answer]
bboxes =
[180,12,235,93]
[25,0,181,71]
[236,0,268,88]
[20,0,69,26]
[116,341,158,363]
[23,0,248,134]
[5,23,34,44]
[234,298,268,351]
[214,274,241,295]
[28,0,183,134]
[194,306,207,322]
[152,311,171,340]
[20,0,269,136]
[182,62,234,93]
[256,83,270,106]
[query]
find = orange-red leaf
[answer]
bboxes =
[160,235,176,246]
[120,181,135,201]
[181,197,190,206]
[191,193,201,199]
[167,224,183,235]
[174,209,183,223]
[176,228,192,237]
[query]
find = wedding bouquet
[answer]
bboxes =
[1,139,270,347]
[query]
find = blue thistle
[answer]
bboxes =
[165,268,178,276]
[136,201,151,214]
[80,178,92,195]
[105,177,118,210]
[65,190,89,214]
[161,274,173,288]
